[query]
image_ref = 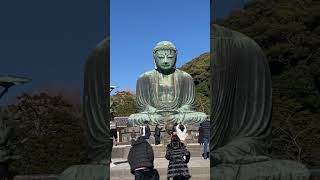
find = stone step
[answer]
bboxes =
[111,174,210,180]
[111,167,210,180]
[13,175,59,180]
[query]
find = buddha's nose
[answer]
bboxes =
[164,57,168,64]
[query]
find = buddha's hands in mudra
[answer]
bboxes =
[144,105,157,113]
[143,105,193,116]
[144,105,179,115]
[155,110,179,116]
[177,105,193,113]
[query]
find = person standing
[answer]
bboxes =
[198,125,204,146]
[154,124,162,145]
[131,129,137,141]
[141,121,151,143]
[176,124,188,145]
[200,119,210,160]
[110,120,117,146]
[172,123,178,135]
[128,136,159,180]
[165,135,191,180]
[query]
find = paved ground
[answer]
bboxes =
[113,143,201,148]
[111,157,210,180]
[111,157,209,170]
[111,143,210,179]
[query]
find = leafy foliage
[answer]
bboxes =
[7,93,87,174]
[111,91,137,117]
[180,53,210,114]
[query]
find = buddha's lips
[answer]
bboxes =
[161,65,172,68]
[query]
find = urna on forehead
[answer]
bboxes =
[153,41,177,52]
[155,49,175,56]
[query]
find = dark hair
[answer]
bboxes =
[171,135,180,142]
[179,124,185,131]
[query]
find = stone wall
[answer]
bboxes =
[118,124,201,145]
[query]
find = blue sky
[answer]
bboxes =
[111,0,247,93]
[0,0,107,104]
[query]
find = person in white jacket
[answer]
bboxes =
[176,124,188,145]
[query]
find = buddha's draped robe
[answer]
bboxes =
[59,39,110,180]
[83,39,110,164]
[210,24,309,180]
[211,24,272,165]
[128,69,207,125]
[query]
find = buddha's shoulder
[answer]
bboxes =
[138,70,156,79]
[176,69,193,79]
[138,69,192,79]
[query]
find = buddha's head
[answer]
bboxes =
[153,41,177,74]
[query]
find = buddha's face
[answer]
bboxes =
[154,49,177,72]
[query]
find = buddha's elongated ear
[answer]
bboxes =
[153,50,158,69]
[173,50,178,67]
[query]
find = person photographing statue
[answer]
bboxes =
[140,121,151,143]
[176,123,188,145]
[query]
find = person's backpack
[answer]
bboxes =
[151,169,160,180]
[185,150,191,163]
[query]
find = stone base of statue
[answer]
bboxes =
[211,159,310,180]
[59,164,108,180]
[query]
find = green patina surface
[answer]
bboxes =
[128,41,208,126]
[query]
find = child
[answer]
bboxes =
[165,135,191,180]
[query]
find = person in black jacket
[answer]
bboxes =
[165,135,191,180]
[200,119,210,159]
[127,136,159,180]
[154,124,162,145]
[198,126,204,145]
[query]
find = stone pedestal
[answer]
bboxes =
[211,160,310,180]
[59,165,108,180]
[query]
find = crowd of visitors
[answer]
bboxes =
[124,120,210,180]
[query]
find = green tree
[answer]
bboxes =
[111,91,137,117]
[8,92,87,174]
